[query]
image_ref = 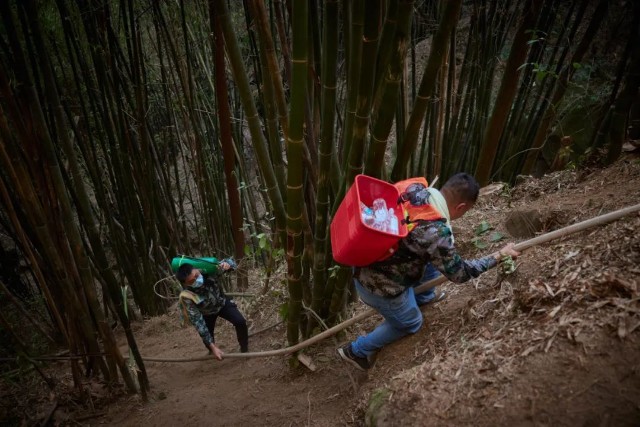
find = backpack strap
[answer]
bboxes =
[179,289,204,304]
[178,290,204,326]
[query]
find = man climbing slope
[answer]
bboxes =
[338,173,520,370]
[175,260,248,359]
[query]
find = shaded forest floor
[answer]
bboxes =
[3,155,640,426]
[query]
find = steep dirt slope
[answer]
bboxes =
[359,157,640,426]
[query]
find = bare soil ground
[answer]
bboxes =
[3,155,639,426]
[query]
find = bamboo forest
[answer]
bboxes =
[1,0,639,425]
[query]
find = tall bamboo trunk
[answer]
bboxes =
[365,0,414,176]
[284,0,309,347]
[391,0,462,182]
[475,0,543,185]
[210,0,249,291]
[214,0,287,245]
[309,0,339,335]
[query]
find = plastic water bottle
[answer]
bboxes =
[360,202,375,226]
[388,208,399,235]
[372,198,389,231]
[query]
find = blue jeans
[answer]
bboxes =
[413,263,442,305]
[351,280,423,359]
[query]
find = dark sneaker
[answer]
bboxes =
[337,343,371,371]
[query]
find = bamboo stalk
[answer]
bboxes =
[308,0,339,333]
[245,1,287,198]
[391,0,462,182]
[284,0,309,347]
[475,0,543,185]
[340,0,364,174]
[247,0,290,144]
[365,0,414,176]
[213,0,287,245]
[134,203,640,362]
[346,0,380,181]
[209,1,248,290]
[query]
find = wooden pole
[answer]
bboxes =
[131,203,640,362]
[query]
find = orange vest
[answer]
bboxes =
[394,177,443,231]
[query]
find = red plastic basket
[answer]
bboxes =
[330,174,408,266]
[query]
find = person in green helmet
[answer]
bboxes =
[175,260,248,359]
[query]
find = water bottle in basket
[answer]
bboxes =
[372,198,389,231]
[360,202,375,226]
[388,208,399,234]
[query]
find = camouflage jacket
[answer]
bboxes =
[181,274,227,346]
[358,219,497,297]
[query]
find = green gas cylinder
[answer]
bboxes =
[170,255,219,275]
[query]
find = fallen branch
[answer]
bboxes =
[248,320,284,337]
[131,203,640,363]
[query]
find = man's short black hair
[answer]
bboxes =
[176,263,194,282]
[442,173,480,204]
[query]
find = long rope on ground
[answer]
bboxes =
[132,203,640,363]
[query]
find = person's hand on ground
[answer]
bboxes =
[209,343,224,360]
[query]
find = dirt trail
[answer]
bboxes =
[108,294,482,426]
[107,315,361,426]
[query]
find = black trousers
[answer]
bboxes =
[203,298,249,352]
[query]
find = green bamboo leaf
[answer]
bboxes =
[474,221,492,235]
[500,256,517,275]
[472,238,488,249]
[489,232,504,242]
[328,265,340,279]
[278,302,289,321]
